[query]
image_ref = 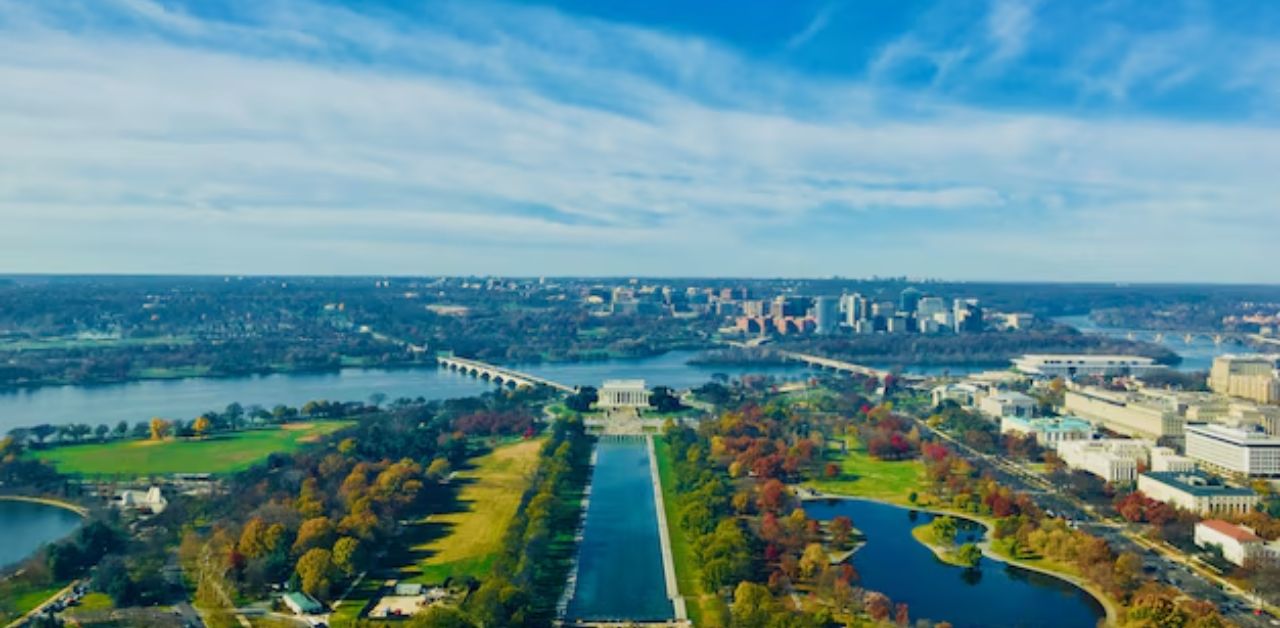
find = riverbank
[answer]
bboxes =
[0,495,88,517]
[802,491,1119,626]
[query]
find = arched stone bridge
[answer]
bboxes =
[436,355,575,393]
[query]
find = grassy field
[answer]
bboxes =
[655,438,724,627]
[403,438,543,584]
[34,422,353,476]
[0,583,66,624]
[807,435,928,505]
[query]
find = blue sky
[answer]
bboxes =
[2,0,1279,280]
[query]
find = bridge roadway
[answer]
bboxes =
[436,355,576,393]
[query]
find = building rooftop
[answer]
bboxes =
[1141,471,1257,497]
[1186,422,1280,445]
[1198,519,1263,543]
[282,592,324,614]
[1017,354,1156,364]
[1005,415,1093,433]
[601,379,647,390]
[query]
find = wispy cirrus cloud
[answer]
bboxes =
[0,0,1278,280]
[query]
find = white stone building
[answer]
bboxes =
[1057,439,1148,483]
[1194,519,1280,567]
[597,379,652,409]
[979,391,1036,420]
[1185,423,1280,478]
[1137,471,1259,516]
[1013,354,1159,379]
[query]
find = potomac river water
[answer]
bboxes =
[0,350,811,434]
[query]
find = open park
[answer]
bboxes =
[32,421,354,476]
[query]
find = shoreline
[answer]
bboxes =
[802,492,1119,627]
[0,494,89,517]
[645,435,687,623]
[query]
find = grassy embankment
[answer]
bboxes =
[655,437,724,627]
[34,422,353,476]
[910,523,973,568]
[0,583,66,625]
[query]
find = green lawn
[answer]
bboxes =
[0,583,66,624]
[403,438,543,584]
[34,422,353,476]
[655,438,722,627]
[807,435,928,505]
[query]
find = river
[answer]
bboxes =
[1055,315,1248,372]
[0,350,810,434]
[565,437,673,622]
[0,500,83,570]
[804,498,1105,628]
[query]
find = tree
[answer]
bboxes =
[955,543,983,568]
[30,424,56,445]
[193,416,212,438]
[564,386,598,413]
[649,386,685,413]
[94,424,110,441]
[93,554,135,606]
[829,516,854,548]
[113,420,129,439]
[332,537,362,576]
[368,393,387,409]
[800,543,828,579]
[295,548,335,600]
[426,458,451,481]
[149,417,171,441]
[408,605,476,628]
[293,517,336,555]
[730,581,779,628]
[932,516,958,544]
[224,402,244,431]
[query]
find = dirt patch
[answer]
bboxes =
[280,422,316,431]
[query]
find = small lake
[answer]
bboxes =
[0,500,83,570]
[1056,315,1247,372]
[0,351,812,433]
[565,437,672,622]
[804,498,1104,628]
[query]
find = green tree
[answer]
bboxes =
[955,543,983,568]
[332,537,362,576]
[295,548,335,600]
[730,581,779,628]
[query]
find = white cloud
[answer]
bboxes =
[0,0,1277,280]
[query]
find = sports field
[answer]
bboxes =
[406,438,542,583]
[33,422,353,475]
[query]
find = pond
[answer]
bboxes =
[0,499,83,570]
[804,498,1105,628]
[564,437,673,622]
[0,350,812,433]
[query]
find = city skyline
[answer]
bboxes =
[3,0,1280,280]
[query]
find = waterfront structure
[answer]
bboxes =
[1184,423,1280,478]
[1063,386,1184,442]
[1000,415,1092,450]
[1013,354,1160,379]
[597,380,652,409]
[1194,520,1280,567]
[978,391,1036,420]
[1208,354,1280,404]
[1057,439,1149,483]
[1137,471,1259,515]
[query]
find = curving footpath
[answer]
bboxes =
[646,435,687,623]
